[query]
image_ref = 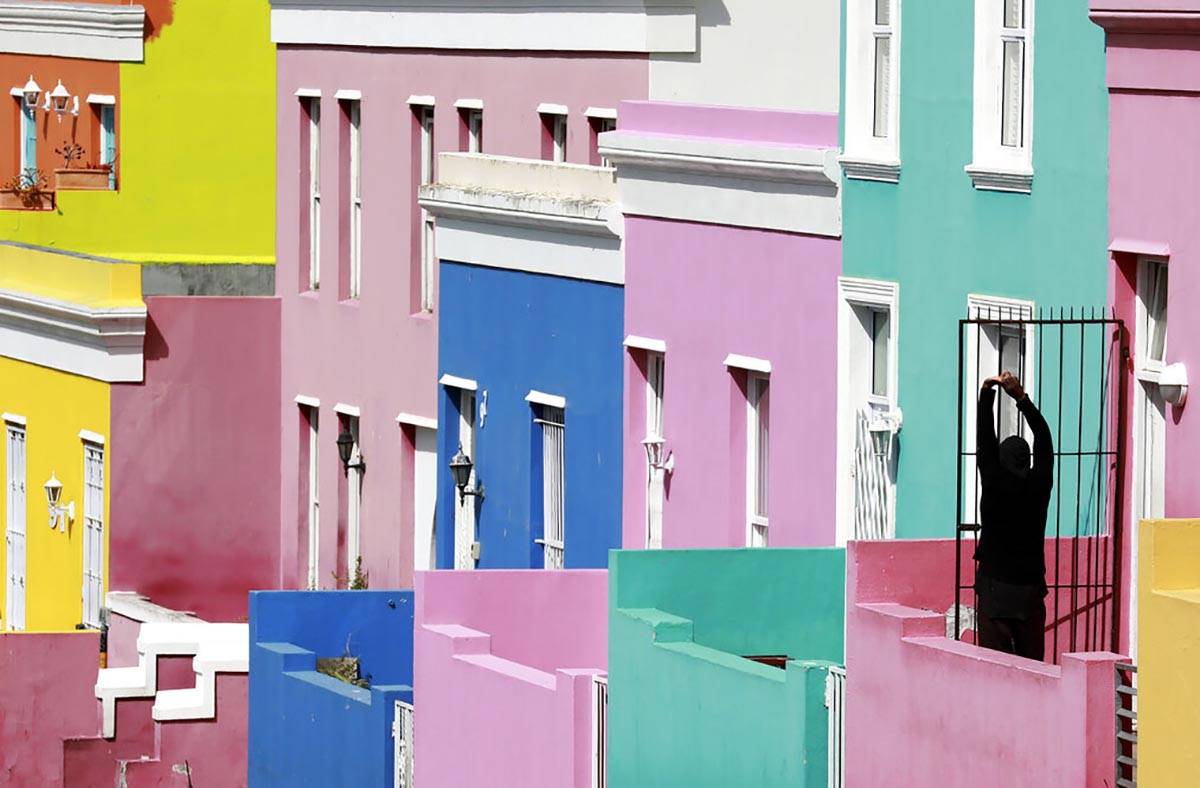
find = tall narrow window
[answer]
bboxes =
[645,352,665,549]
[100,105,116,190]
[348,100,362,298]
[967,0,1034,191]
[538,405,566,569]
[453,389,477,569]
[342,415,362,581]
[302,405,320,588]
[5,420,26,632]
[587,109,617,167]
[747,375,770,547]
[418,105,436,312]
[20,101,36,175]
[81,439,104,628]
[872,0,893,138]
[307,97,322,290]
[540,106,568,163]
[841,0,901,181]
[1001,0,1027,149]
[1140,259,1169,369]
[870,309,890,398]
[457,103,483,153]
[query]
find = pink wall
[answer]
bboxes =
[0,632,101,784]
[414,570,607,787]
[111,297,281,621]
[846,539,1124,787]
[276,47,649,589]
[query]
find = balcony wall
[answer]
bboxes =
[248,591,414,788]
[845,539,1123,788]
[414,570,608,788]
[608,548,845,787]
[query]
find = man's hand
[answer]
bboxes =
[998,371,1026,401]
[982,375,1001,390]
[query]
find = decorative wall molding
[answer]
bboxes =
[269,0,697,53]
[599,130,842,237]
[839,156,901,184]
[965,165,1034,194]
[0,2,146,62]
[1089,8,1200,34]
[0,288,146,382]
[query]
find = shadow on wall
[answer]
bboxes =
[143,0,176,40]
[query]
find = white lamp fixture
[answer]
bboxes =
[642,437,675,473]
[1160,362,1188,407]
[868,408,904,458]
[44,473,75,532]
[49,80,73,120]
[21,75,41,111]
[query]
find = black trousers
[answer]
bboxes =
[977,599,1046,662]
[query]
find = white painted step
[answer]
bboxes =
[152,687,208,722]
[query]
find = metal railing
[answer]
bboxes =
[825,666,847,788]
[592,674,608,788]
[393,700,414,788]
[1116,662,1137,787]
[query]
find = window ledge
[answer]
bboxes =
[965,164,1033,194]
[839,155,901,184]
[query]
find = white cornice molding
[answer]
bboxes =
[269,0,697,53]
[0,288,146,382]
[839,155,901,184]
[965,164,1033,194]
[599,130,842,237]
[0,2,146,62]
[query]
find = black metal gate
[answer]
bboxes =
[954,307,1128,663]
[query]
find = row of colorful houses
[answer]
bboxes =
[0,0,1198,785]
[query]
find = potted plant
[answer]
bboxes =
[0,169,55,210]
[54,143,111,191]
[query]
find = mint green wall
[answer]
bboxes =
[841,0,1109,538]
[608,549,844,787]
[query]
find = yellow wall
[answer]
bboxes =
[1138,518,1200,786]
[0,243,142,308]
[0,0,276,264]
[0,358,110,632]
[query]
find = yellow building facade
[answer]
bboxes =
[1137,518,1200,786]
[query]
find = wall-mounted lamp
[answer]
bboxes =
[44,473,75,532]
[1161,362,1188,407]
[336,429,364,473]
[20,75,41,111]
[49,80,75,121]
[642,437,675,473]
[868,408,904,458]
[449,444,484,503]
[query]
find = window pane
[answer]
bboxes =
[875,0,890,26]
[1149,264,1169,362]
[754,378,769,519]
[1001,39,1024,148]
[873,35,891,138]
[871,310,890,397]
[1004,0,1023,29]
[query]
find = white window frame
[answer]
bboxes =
[348,99,363,298]
[81,437,105,628]
[966,0,1035,192]
[587,107,617,167]
[644,351,665,549]
[539,104,568,163]
[1135,257,1169,383]
[342,414,362,578]
[5,418,26,631]
[841,0,902,182]
[535,404,566,569]
[447,385,478,570]
[303,404,320,588]
[746,373,769,548]
[836,278,900,546]
[393,699,415,788]
[308,96,322,290]
[418,104,436,312]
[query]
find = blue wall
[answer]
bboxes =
[436,261,624,569]
[248,591,414,788]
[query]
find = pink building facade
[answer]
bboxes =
[608,101,843,551]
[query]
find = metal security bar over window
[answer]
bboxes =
[592,674,608,788]
[825,666,847,788]
[538,406,566,569]
[82,442,105,629]
[1115,662,1137,787]
[393,700,414,788]
[954,307,1128,663]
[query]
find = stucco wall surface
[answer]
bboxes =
[110,297,281,621]
[437,262,624,569]
[276,47,647,590]
[1,0,276,264]
[249,590,414,788]
[1137,519,1200,786]
[840,0,1110,539]
[845,540,1122,787]
[607,548,844,787]
[414,570,608,788]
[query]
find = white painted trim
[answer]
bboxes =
[85,94,115,106]
[537,103,568,116]
[599,130,841,237]
[0,289,145,383]
[968,0,1035,193]
[439,374,477,391]
[269,2,698,54]
[0,2,145,62]
[585,106,618,121]
[965,293,1035,320]
[78,429,105,445]
[2,413,25,426]
[8,87,22,97]
[839,156,901,184]
[964,165,1033,194]
[1110,238,1170,258]
[396,412,437,430]
[334,402,361,418]
[294,88,322,98]
[724,354,772,374]
[623,335,666,353]
[843,0,902,177]
[294,394,321,408]
[454,98,484,111]
[525,390,567,409]
[334,89,362,101]
[407,94,435,107]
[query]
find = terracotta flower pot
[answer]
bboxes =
[55,168,111,191]
[0,189,55,211]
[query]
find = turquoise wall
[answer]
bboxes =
[841,0,1110,538]
[608,549,845,787]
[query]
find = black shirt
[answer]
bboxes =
[975,388,1054,588]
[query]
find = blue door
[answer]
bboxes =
[100,105,115,189]
[21,105,36,178]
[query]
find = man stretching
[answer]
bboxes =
[976,371,1053,661]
